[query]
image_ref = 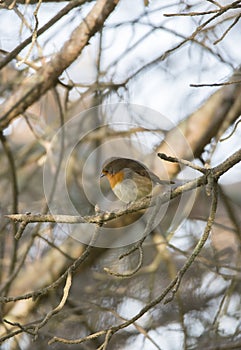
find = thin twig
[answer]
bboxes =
[104,245,143,277]
[214,13,241,45]
[0,222,100,308]
[49,329,107,345]
[0,131,19,279]
[3,319,36,337]
[220,119,241,141]
[0,0,91,70]
[0,235,36,294]
[164,179,218,303]
[36,233,75,261]
[33,271,72,337]
[17,0,42,67]
[0,0,120,131]
[118,195,165,260]
[158,153,206,173]
[164,1,241,17]
[190,80,241,88]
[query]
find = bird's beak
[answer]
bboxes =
[100,172,105,178]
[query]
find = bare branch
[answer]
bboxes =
[0,0,119,130]
[33,271,72,337]
[0,0,92,70]
[49,178,219,347]
[6,148,241,227]
[164,179,218,303]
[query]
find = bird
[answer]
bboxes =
[100,157,174,203]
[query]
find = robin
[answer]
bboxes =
[101,157,174,203]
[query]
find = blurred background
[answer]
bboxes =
[1,0,241,349]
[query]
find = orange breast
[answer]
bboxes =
[106,171,124,188]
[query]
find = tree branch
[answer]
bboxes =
[0,0,91,70]
[0,0,119,130]
[6,148,241,227]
